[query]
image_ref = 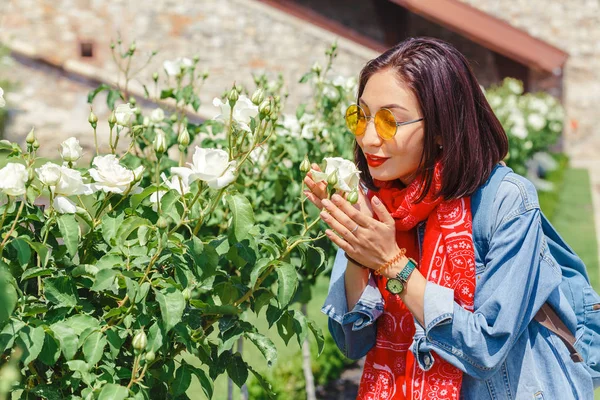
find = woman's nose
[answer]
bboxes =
[361,118,383,149]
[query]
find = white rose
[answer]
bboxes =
[0,87,5,108]
[36,162,62,186]
[51,165,94,214]
[160,172,190,195]
[163,57,193,76]
[511,125,528,139]
[527,114,546,131]
[150,108,165,124]
[114,103,135,126]
[171,146,237,189]
[310,157,360,193]
[0,163,27,197]
[278,114,301,138]
[89,155,144,194]
[212,95,258,132]
[60,137,83,163]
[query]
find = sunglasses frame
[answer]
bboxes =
[345,104,424,140]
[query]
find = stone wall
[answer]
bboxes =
[0,0,377,158]
[457,0,600,158]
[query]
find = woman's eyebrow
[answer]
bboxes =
[358,98,409,112]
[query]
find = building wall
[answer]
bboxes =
[457,0,600,158]
[0,0,377,158]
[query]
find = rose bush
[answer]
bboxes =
[485,78,564,175]
[0,40,358,400]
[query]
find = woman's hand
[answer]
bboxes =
[319,193,400,270]
[303,164,374,218]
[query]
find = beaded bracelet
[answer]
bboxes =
[374,248,407,276]
[344,253,367,269]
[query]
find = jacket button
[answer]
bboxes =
[424,355,431,366]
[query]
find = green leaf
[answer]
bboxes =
[107,89,123,110]
[226,353,248,388]
[0,319,25,351]
[172,361,192,397]
[21,267,54,281]
[155,287,185,332]
[65,315,100,335]
[83,330,106,366]
[186,237,218,280]
[106,328,125,359]
[299,71,315,83]
[226,193,255,242]
[308,319,325,356]
[16,325,45,365]
[101,214,124,245]
[130,186,160,210]
[276,262,297,308]
[245,332,277,367]
[189,300,241,316]
[147,322,164,353]
[66,359,90,373]
[276,311,294,345]
[57,214,79,258]
[44,276,78,307]
[98,383,129,400]
[249,258,271,288]
[50,322,78,360]
[11,238,31,268]
[24,240,51,268]
[0,264,17,326]
[188,364,213,399]
[91,268,118,292]
[291,310,308,347]
[117,216,150,242]
[39,333,61,366]
[87,83,111,104]
[30,385,63,400]
[249,366,275,399]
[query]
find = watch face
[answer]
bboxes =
[386,278,404,294]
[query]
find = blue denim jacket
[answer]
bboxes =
[321,172,594,399]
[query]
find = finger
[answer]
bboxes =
[319,209,358,242]
[324,229,355,254]
[311,163,322,172]
[303,190,323,210]
[371,195,395,225]
[329,194,372,227]
[304,176,327,199]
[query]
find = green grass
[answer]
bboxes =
[548,168,600,289]
[541,168,600,399]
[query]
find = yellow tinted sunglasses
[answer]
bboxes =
[345,104,424,140]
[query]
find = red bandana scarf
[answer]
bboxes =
[357,162,476,400]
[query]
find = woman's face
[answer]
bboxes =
[356,68,425,185]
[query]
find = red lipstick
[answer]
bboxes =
[365,154,390,167]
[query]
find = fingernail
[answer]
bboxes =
[373,196,381,205]
[322,199,331,208]
[320,212,328,220]
[331,194,341,203]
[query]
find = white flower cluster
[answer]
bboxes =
[309,157,360,193]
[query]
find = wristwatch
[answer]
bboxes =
[385,257,417,294]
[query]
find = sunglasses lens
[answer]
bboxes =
[375,109,397,140]
[345,105,366,136]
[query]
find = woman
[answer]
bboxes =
[304,38,594,399]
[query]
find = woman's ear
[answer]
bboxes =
[435,135,443,148]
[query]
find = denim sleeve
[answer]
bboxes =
[411,207,563,380]
[321,248,384,359]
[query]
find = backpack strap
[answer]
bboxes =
[471,164,583,363]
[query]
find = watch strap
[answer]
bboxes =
[397,258,417,283]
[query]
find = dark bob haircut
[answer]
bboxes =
[355,37,508,202]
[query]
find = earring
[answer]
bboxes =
[438,144,443,150]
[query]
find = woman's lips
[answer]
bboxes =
[365,154,390,167]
